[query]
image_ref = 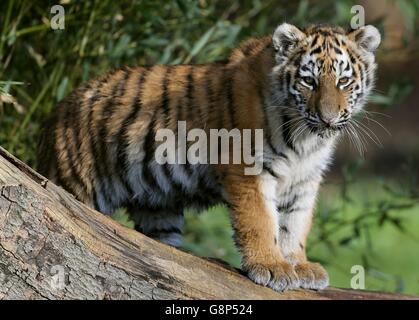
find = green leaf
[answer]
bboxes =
[111,208,135,229]
[184,25,216,63]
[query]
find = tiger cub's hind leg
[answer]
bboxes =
[129,206,185,247]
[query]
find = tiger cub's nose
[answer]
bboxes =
[319,112,339,127]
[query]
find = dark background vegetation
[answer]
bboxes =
[0,0,418,294]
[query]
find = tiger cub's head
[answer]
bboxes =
[271,23,381,133]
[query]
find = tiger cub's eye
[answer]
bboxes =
[302,77,315,85]
[338,77,350,85]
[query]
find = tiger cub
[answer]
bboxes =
[37,23,381,291]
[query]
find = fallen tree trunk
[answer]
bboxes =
[0,147,416,300]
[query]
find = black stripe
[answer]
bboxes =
[352,69,358,79]
[263,162,279,179]
[204,69,215,123]
[72,82,91,151]
[300,65,310,73]
[285,73,291,89]
[86,78,109,209]
[92,191,99,210]
[163,163,184,195]
[292,54,302,69]
[208,67,225,129]
[365,66,371,88]
[173,67,192,179]
[225,68,236,129]
[309,46,322,55]
[281,112,297,153]
[115,68,149,195]
[147,227,182,237]
[277,193,298,214]
[358,64,366,93]
[311,35,319,46]
[348,51,357,64]
[153,226,182,234]
[280,225,289,233]
[183,66,197,176]
[333,46,343,55]
[196,176,223,206]
[94,71,130,204]
[53,143,81,204]
[73,85,90,153]
[338,60,344,73]
[186,67,198,120]
[142,68,171,195]
[332,37,341,48]
[183,161,194,177]
[142,111,160,194]
[259,85,285,158]
[162,66,172,128]
[62,94,88,196]
[344,62,351,72]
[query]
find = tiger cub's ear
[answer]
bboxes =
[348,25,381,53]
[272,23,305,61]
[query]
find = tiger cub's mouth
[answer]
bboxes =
[305,120,347,137]
[302,111,350,136]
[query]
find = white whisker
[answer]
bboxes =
[271,115,304,138]
[347,122,366,156]
[351,118,383,147]
[362,115,392,136]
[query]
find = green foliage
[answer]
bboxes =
[1,0,419,294]
[370,80,414,107]
[183,206,241,266]
[111,208,135,229]
[397,0,419,33]
[0,0,368,165]
[309,168,419,294]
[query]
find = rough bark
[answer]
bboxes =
[0,146,416,300]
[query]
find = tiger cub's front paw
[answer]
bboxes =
[294,261,329,290]
[244,261,299,292]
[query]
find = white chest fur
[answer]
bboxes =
[270,134,337,189]
[258,133,338,256]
